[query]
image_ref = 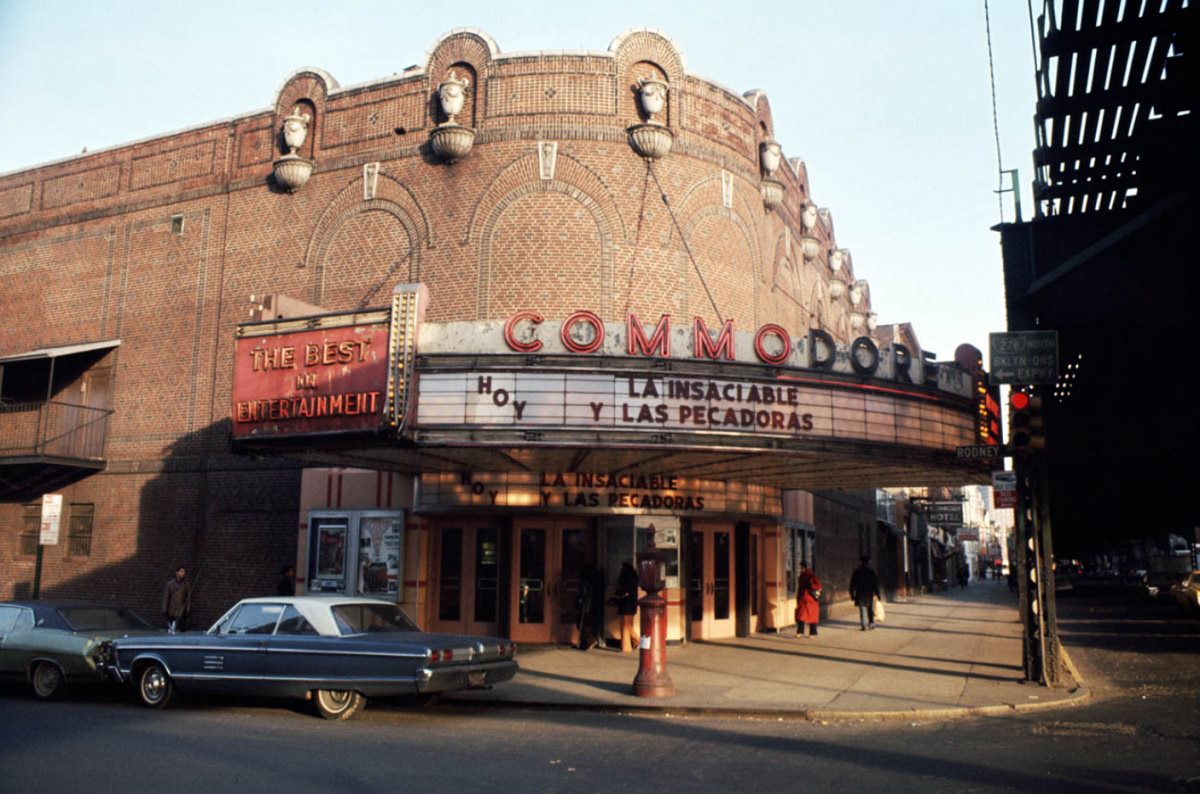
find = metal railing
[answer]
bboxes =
[0,400,113,460]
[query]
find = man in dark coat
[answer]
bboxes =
[849,556,880,631]
[162,565,192,633]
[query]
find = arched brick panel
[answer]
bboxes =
[304,174,428,306]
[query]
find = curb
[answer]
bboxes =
[440,686,1093,722]
[807,686,1092,722]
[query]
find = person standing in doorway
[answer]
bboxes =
[849,556,880,631]
[575,564,598,650]
[277,564,296,596]
[616,561,640,653]
[162,565,192,633]
[795,562,822,638]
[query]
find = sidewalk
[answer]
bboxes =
[444,580,1089,721]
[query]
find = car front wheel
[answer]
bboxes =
[313,689,365,720]
[31,661,65,700]
[137,662,174,709]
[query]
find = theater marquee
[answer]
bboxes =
[413,313,980,454]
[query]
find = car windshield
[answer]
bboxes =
[59,607,151,632]
[331,603,419,635]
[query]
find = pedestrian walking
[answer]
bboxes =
[794,563,822,638]
[162,565,192,633]
[615,561,640,653]
[849,556,880,631]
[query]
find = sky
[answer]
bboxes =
[0,0,1040,363]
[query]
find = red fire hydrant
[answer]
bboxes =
[632,537,675,697]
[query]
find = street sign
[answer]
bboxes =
[993,471,1018,508]
[956,444,1006,460]
[989,330,1058,384]
[39,494,63,545]
[927,502,964,526]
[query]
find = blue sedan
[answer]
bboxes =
[107,596,518,719]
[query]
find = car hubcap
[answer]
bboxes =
[322,691,351,712]
[35,664,62,696]
[143,669,165,702]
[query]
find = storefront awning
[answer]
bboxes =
[0,339,121,365]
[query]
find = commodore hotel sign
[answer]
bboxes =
[232,284,981,513]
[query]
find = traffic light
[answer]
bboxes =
[1009,391,1045,454]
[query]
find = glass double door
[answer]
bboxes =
[430,525,502,637]
[511,520,596,645]
[687,523,736,639]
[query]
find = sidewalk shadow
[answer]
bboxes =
[514,666,633,696]
[699,639,1022,683]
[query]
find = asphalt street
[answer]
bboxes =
[0,581,1195,793]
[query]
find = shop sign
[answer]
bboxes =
[417,471,782,517]
[232,315,390,438]
[927,502,964,526]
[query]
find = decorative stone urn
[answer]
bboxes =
[430,70,476,162]
[800,236,821,262]
[829,248,845,274]
[438,70,470,124]
[627,123,673,159]
[627,76,673,160]
[761,179,784,211]
[272,107,313,192]
[430,124,477,162]
[801,203,819,233]
[760,139,782,176]
[849,280,867,307]
[637,76,669,124]
[866,312,878,332]
[849,311,866,331]
[829,279,847,300]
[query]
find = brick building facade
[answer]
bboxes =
[0,29,982,638]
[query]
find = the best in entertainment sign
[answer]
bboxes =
[232,313,390,438]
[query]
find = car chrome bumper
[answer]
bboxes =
[416,660,518,693]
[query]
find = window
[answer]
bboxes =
[331,603,417,635]
[0,605,23,633]
[68,503,94,556]
[19,503,39,555]
[225,603,284,635]
[275,605,318,636]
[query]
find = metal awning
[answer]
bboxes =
[0,339,121,365]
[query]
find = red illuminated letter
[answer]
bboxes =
[693,317,735,361]
[753,324,792,365]
[561,310,605,354]
[503,310,544,353]
[627,313,671,357]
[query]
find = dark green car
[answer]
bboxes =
[0,601,158,699]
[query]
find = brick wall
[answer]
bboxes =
[0,29,876,611]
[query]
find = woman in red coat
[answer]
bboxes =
[795,563,822,638]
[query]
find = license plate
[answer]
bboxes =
[468,671,487,687]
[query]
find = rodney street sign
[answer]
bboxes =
[989,330,1058,384]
